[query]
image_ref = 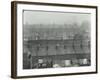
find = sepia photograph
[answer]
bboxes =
[11,1,97,78]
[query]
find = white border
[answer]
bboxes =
[17,3,96,76]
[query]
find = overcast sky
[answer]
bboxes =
[23,10,90,26]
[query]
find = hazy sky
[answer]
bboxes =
[23,10,90,25]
